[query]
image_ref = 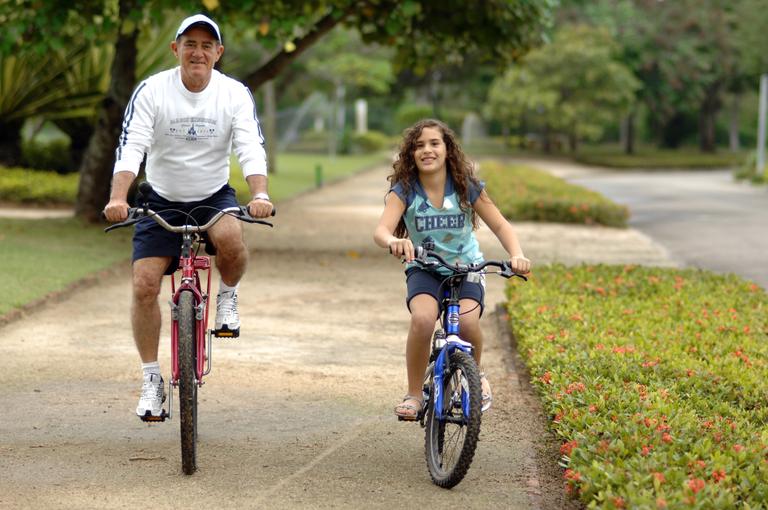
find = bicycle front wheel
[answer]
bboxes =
[177,290,198,475]
[424,350,482,488]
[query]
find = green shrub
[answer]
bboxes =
[734,151,767,184]
[507,264,767,508]
[394,103,467,134]
[350,130,392,153]
[575,147,744,169]
[395,104,434,131]
[480,160,628,227]
[285,131,330,153]
[0,166,78,204]
[21,138,74,174]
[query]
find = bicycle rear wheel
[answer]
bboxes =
[177,290,198,475]
[424,350,482,488]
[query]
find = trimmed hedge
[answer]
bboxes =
[480,160,629,227]
[574,148,744,169]
[0,167,78,204]
[507,264,767,508]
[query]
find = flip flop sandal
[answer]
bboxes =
[480,372,493,412]
[395,394,424,421]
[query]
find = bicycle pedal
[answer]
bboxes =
[213,326,239,338]
[139,409,169,423]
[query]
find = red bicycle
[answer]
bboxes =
[106,182,273,474]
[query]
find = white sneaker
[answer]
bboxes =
[215,290,240,336]
[136,373,166,419]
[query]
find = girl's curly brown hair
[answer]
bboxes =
[388,119,481,238]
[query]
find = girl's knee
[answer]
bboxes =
[459,315,481,334]
[410,311,436,334]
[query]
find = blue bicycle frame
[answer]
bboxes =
[431,281,474,422]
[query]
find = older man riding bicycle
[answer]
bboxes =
[103,14,273,421]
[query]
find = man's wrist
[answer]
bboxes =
[252,192,270,201]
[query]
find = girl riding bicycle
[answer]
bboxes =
[374,118,532,420]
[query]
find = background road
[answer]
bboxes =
[520,160,768,289]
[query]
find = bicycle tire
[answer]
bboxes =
[178,290,198,475]
[424,350,482,488]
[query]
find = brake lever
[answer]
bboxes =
[499,262,528,281]
[103,208,142,233]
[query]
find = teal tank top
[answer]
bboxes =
[391,174,484,274]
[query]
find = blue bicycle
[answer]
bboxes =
[412,242,526,488]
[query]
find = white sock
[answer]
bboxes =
[142,361,161,379]
[219,281,239,295]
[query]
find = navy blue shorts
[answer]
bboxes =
[405,267,486,316]
[132,184,238,275]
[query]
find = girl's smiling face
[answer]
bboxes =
[413,127,447,175]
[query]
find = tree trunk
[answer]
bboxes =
[568,127,578,153]
[542,124,552,153]
[430,70,442,119]
[728,94,740,152]
[699,83,721,153]
[0,120,24,167]
[622,112,635,155]
[660,114,686,149]
[75,0,139,222]
[263,80,277,175]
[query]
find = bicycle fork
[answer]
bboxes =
[423,325,474,426]
[163,297,214,422]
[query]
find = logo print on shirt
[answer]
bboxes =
[415,214,465,232]
[166,117,218,142]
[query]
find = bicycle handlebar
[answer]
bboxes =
[104,205,274,233]
[413,246,528,281]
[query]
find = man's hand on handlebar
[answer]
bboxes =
[509,255,532,275]
[103,198,130,222]
[388,237,415,262]
[247,198,274,219]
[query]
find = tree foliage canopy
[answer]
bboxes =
[486,25,639,148]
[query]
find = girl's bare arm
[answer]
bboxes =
[473,190,531,274]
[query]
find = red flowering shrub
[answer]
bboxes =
[507,264,768,507]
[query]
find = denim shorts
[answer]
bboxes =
[132,184,238,274]
[405,267,486,316]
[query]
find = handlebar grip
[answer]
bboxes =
[241,204,277,217]
[103,207,141,233]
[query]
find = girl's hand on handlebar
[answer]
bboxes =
[103,199,130,222]
[247,198,274,218]
[388,238,414,262]
[510,255,531,275]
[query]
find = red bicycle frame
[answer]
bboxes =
[170,252,212,385]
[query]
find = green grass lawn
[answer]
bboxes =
[0,152,388,318]
[0,218,132,316]
[228,152,389,203]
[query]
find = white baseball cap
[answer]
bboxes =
[176,14,222,42]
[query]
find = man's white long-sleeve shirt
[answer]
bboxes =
[113,67,267,202]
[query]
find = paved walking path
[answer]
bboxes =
[0,164,673,509]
